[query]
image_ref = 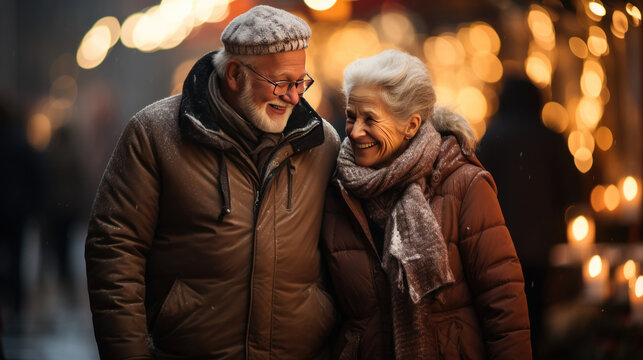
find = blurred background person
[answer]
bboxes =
[477,75,582,358]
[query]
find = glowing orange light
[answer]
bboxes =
[589,255,603,278]
[636,276,643,297]
[604,184,620,211]
[623,176,638,201]
[456,87,487,124]
[591,185,606,212]
[574,147,593,173]
[304,0,337,11]
[525,52,552,87]
[624,260,637,280]
[569,37,588,59]
[589,1,606,17]
[471,52,503,83]
[571,216,590,241]
[588,26,608,56]
[541,101,569,133]
[595,126,613,151]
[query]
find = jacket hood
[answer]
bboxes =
[430,106,477,153]
[178,51,324,152]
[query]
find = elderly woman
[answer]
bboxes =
[322,49,532,359]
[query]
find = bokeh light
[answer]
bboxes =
[456,86,487,124]
[574,147,593,173]
[622,176,638,201]
[591,185,606,212]
[541,101,569,133]
[626,3,642,26]
[623,260,637,280]
[525,51,552,87]
[304,0,337,11]
[471,52,503,83]
[595,126,613,151]
[569,37,588,59]
[27,113,52,151]
[589,1,606,17]
[76,25,112,69]
[604,184,621,211]
[589,255,603,278]
[576,96,603,129]
[611,10,629,38]
[588,26,608,56]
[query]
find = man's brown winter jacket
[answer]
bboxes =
[86,52,340,359]
[322,135,531,360]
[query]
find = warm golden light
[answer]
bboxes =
[591,185,606,212]
[304,0,337,11]
[595,126,613,151]
[456,87,487,124]
[589,1,607,17]
[623,176,638,201]
[574,147,593,173]
[624,260,637,280]
[568,129,595,155]
[426,34,465,67]
[577,96,603,129]
[589,255,603,278]
[471,52,503,83]
[581,70,603,98]
[76,25,112,69]
[584,59,605,82]
[611,11,629,38]
[528,6,556,50]
[626,3,642,26]
[604,184,621,211]
[541,101,569,133]
[571,216,590,241]
[133,6,164,52]
[372,11,416,48]
[203,0,230,23]
[193,0,229,24]
[588,26,608,56]
[121,13,144,48]
[569,37,588,59]
[635,276,643,297]
[159,0,193,23]
[94,16,121,47]
[324,21,380,86]
[27,113,52,151]
[525,52,552,87]
[469,22,501,54]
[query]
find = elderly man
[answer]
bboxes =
[85,5,339,359]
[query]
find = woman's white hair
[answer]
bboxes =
[342,49,476,150]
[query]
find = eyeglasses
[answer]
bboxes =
[240,62,314,96]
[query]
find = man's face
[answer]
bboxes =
[238,50,307,133]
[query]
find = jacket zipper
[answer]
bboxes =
[244,122,320,358]
[286,158,294,211]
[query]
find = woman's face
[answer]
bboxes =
[346,85,411,168]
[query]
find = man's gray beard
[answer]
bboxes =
[239,75,292,133]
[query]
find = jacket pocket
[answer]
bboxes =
[337,327,361,360]
[151,279,203,339]
[437,320,463,360]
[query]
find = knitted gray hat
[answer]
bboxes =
[221,5,311,56]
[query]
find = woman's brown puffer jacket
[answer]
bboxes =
[321,135,531,360]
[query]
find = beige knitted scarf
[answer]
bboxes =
[337,120,455,304]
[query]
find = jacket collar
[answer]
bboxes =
[178,50,324,154]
